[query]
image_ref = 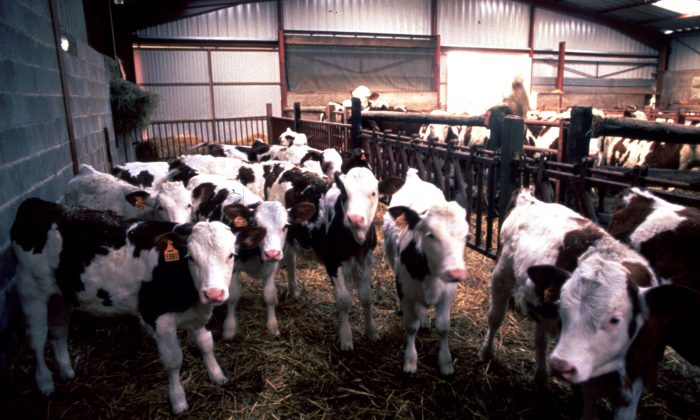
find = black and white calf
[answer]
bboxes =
[479,189,657,385]
[66,164,192,223]
[607,188,700,292]
[217,202,315,339]
[188,173,264,219]
[383,169,468,375]
[11,198,265,414]
[281,167,402,350]
[112,161,169,188]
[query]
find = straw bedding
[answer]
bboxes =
[2,206,698,419]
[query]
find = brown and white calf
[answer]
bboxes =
[607,188,700,292]
[479,189,657,385]
[281,167,401,350]
[383,169,468,375]
[215,202,315,339]
[11,198,265,414]
[65,164,192,223]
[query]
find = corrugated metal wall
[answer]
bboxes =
[668,34,700,71]
[283,0,430,35]
[136,1,277,41]
[134,48,281,122]
[438,0,530,48]
[533,8,656,55]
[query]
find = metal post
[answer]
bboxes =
[498,116,525,218]
[266,103,273,143]
[350,97,362,150]
[565,106,593,212]
[556,41,566,111]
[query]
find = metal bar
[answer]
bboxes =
[362,111,485,126]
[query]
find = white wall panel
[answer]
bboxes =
[214,86,281,118]
[211,51,280,83]
[136,1,277,41]
[143,86,211,121]
[669,34,700,70]
[534,8,656,55]
[283,0,430,34]
[134,49,209,84]
[438,0,529,48]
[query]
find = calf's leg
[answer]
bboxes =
[355,259,378,341]
[435,291,456,375]
[261,262,280,336]
[222,270,242,340]
[331,269,353,351]
[479,259,515,362]
[154,315,188,415]
[192,327,227,385]
[48,294,75,380]
[401,297,421,374]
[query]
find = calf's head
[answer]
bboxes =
[335,167,380,243]
[223,201,315,262]
[181,221,265,305]
[152,181,193,224]
[389,201,469,282]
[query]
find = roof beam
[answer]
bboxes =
[597,1,657,16]
[525,0,668,50]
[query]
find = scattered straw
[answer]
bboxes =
[2,205,698,418]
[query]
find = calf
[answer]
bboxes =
[65,164,192,223]
[479,189,657,386]
[300,148,369,178]
[11,198,265,414]
[383,170,468,375]
[281,167,402,350]
[217,202,315,339]
[419,110,460,143]
[607,188,700,292]
[112,161,169,188]
[188,173,264,219]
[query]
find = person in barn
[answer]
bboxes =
[484,75,530,149]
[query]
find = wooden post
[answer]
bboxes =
[293,101,301,131]
[498,116,525,218]
[350,97,362,150]
[266,103,273,143]
[565,106,593,211]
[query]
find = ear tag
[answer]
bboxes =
[233,216,248,228]
[163,240,180,262]
[134,196,148,210]
[395,213,408,228]
[543,286,557,304]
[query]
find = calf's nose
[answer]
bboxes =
[264,250,282,261]
[549,356,577,381]
[203,288,226,303]
[347,215,365,227]
[444,268,466,283]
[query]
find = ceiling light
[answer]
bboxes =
[653,0,700,16]
[663,29,674,34]
[60,35,70,52]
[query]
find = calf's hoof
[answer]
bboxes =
[478,344,494,363]
[171,400,189,415]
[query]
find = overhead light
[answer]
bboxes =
[653,0,700,16]
[113,0,124,4]
[663,29,674,34]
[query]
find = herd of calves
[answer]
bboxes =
[9,129,700,417]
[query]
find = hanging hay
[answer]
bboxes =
[111,78,158,136]
[3,205,699,418]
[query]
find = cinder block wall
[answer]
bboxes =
[0,0,118,371]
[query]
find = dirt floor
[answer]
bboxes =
[2,205,699,419]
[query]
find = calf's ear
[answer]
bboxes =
[288,202,316,224]
[378,177,406,196]
[643,285,700,366]
[527,265,570,305]
[191,182,216,203]
[125,191,151,210]
[223,204,254,230]
[388,206,421,230]
[154,232,187,251]
[236,226,267,250]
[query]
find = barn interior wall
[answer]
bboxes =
[537,93,645,111]
[0,0,117,372]
[288,92,438,112]
[660,70,700,112]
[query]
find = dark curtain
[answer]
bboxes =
[286,44,434,92]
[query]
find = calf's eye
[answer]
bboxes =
[228,253,234,260]
[609,316,621,325]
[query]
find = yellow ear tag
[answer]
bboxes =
[233,216,248,228]
[164,240,180,262]
[395,213,408,228]
[544,286,556,304]
[134,196,148,210]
